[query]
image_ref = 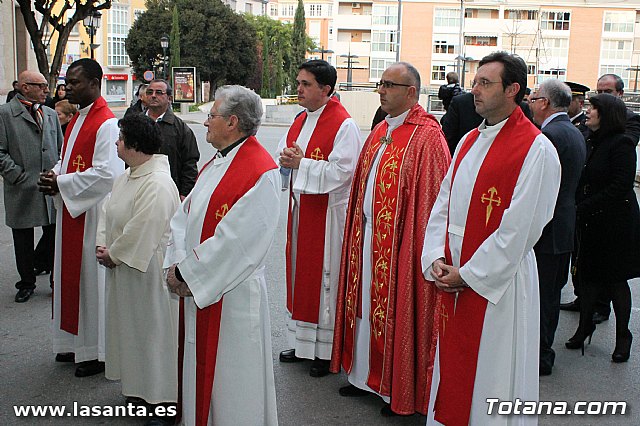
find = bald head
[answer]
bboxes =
[18,70,49,103]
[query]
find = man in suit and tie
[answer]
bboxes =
[529,79,586,375]
[0,70,63,302]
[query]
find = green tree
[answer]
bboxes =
[15,0,112,88]
[290,0,307,90]
[169,5,181,70]
[260,32,271,98]
[127,0,256,98]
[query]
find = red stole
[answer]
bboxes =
[58,97,114,335]
[434,107,538,425]
[340,119,418,392]
[180,137,276,426]
[285,96,350,323]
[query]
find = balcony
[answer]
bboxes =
[333,41,372,57]
[334,14,372,30]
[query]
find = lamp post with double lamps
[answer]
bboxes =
[83,11,102,60]
[160,35,169,81]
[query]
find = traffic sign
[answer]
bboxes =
[143,70,154,81]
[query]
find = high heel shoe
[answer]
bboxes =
[612,331,633,363]
[565,324,596,356]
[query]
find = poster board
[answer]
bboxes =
[172,67,196,103]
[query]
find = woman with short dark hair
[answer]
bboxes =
[96,113,180,416]
[52,84,66,104]
[566,93,640,363]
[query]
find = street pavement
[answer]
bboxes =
[1,112,638,425]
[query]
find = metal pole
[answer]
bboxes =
[90,28,95,60]
[163,47,168,80]
[457,0,464,76]
[396,0,402,62]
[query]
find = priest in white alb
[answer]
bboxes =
[278,59,361,378]
[165,85,279,426]
[421,52,561,425]
[39,59,124,378]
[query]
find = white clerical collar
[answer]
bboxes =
[146,109,166,122]
[78,102,94,116]
[306,102,327,117]
[541,112,567,129]
[478,115,509,138]
[385,109,410,133]
[570,112,583,123]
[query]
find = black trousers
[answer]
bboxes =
[12,224,55,289]
[536,250,571,370]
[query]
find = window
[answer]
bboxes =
[370,58,395,79]
[465,9,498,19]
[505,10,538,20]
[371,30,396,52]
[604,11,634,33]
[108,4,129,67]
[270,4,278,16]
[601,39,632,61]
[327,4,333,16]
[372,5,398,26]
[434,8,460,28]
[537,69,567,83]
[245,3,252,14]
[599,65,630,86]
[309,4,318,17]
[540,11,571,31]
[527,64,536,75]
[281,4,295,17]
[543,37,569,58]
[464,36,498,46]
[432,65,446,81]
[433,40,455,54]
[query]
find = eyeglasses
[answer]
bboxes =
[376,80,412,89]
[25,82,49,90]
[207,113,226,120]
[146,89,167,96]
[471,79,502,89]
[596,89,615,94]
[529,97,547,103]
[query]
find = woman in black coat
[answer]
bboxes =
[566,93,640,362]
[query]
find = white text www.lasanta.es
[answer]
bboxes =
[13,402,176,418]
[486,398,627,415]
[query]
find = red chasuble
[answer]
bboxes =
[331,104,451,415]
[285,96,350,323]
[58,97,114,335]
[177,137,276,426]
[434,107,539,425]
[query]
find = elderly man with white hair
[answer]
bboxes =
[164,85,280,426]
[529,78,586,376]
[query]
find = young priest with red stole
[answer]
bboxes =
[422,52,561,425]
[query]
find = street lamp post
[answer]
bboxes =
[311,45,334,62]
[83,11,102,60]
[160,35,169,81]
[455,55,473,88]
[339,50,359,91]
[626,66,640,92]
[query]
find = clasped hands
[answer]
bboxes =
[96,246,117,269]
[279,143,303,169]
[430,258,468,293]
[38,170,59,195]
[166,264,192,297]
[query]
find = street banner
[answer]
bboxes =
[172,67,196,103]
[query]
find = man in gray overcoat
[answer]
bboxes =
[0,70,63,302]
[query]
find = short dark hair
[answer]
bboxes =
[588,93,627,135]
[68,58,103,82]
[446,72,459,84]
[479,51,528,104]
[118,113,162,155]
[598,73,624,92]
[298,60,337,95]
[149,79,173,96]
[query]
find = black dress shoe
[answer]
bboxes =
[339,384,370,397]
[279,349,305,363]
[75,360,105,377]
[539,364,552,376]
[592,312,609,324]
[309,359,330,377]
[380,403,411,417]
[145,417,174,426]
[34,267,51,276]
[125,396,147,407]
[55,352,75,363]
[15,288,34,303]
[559,299,580,312]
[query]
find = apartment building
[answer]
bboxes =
[269,0,640,91]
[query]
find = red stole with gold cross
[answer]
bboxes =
[285,96,350,323]
[340,118,418,393]
[180,137,276,426]
[434,107,538,425]
[58,97,114,335]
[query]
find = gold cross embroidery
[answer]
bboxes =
[73,155,85,172]
[480,187,501,226]
[440,303,449,336]
[310,147,324,160]
[215,203,229,220]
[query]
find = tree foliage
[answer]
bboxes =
[15,0,112,88]
[290,0,308,90]
[127,0,257,97]
[169,5,180,70]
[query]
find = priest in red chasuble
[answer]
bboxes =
[165,85,279,426]
[39,59,124,378]
[330,62,451,416]
[422,52,561,426]
[278,60,361,378]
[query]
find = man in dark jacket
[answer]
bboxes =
[530,79,586,375]
[566,81,590,139]
[5,80,19,103]
[437,72,462,111]
[145,79,199,199]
